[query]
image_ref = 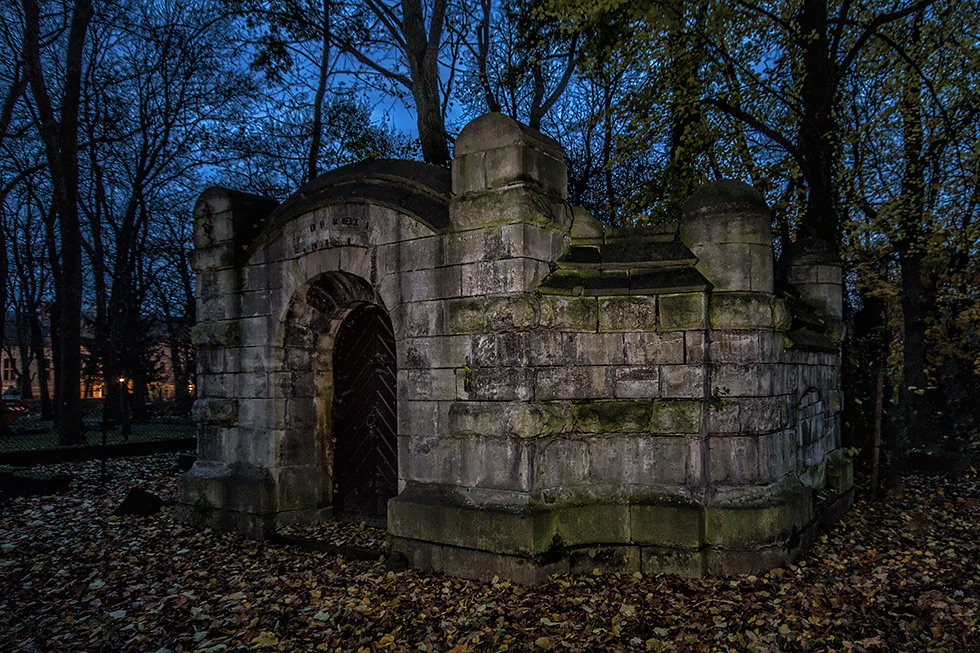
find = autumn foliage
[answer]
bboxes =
[0,454,977,651]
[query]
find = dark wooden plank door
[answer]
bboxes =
[332,303,397,522]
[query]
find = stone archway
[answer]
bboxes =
[277,272,391,524]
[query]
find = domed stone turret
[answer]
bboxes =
[680,180,773,293]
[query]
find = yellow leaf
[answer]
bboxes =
[535,636,553,650]
[251,631,279,648]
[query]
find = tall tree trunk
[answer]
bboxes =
[29,305,53,419]
[402,0,451,166]
[14,303,33,398]
[796,0,840,246]
[895,13,931,452]
[308,0,332,183]
[22,0,94,443]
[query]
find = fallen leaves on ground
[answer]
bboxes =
[0,454,978,652]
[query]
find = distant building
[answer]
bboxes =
[1,309,183,403]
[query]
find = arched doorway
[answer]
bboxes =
[332,302,397,525]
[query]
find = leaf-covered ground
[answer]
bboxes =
[0,455,977,652]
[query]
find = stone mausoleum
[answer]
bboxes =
[178,113,853,582]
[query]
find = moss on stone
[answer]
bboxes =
[708,293,778,329]
[658,293,705,331]
[599,297,658,332]
[702,486,811,548]
[650,399,702,434]
[555,504,631,546]
[571,400,652,433]
[485,293,538,331]
[446,297,486,333]
[630,502,702,548]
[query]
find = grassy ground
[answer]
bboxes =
[0,454,977,652]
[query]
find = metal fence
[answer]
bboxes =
[0,399,194,455]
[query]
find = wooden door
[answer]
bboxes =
[332,304,397,522]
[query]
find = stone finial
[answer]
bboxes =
[451,113,567,199]
[780,237,843,334]
[190,187,278,271]
[679,180,773,293]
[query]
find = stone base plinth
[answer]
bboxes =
[178,462,331,539]
[387,480,849,583]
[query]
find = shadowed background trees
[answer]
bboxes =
[1,0,977,485]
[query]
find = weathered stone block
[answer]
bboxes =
[557,504,631,546]
[402,436,462,485]
[756,431,795,481]
[188,244,236,272]
[680,180,773,293]
[587,436,632,485]
[709,293,779,330]
[401,266,462,302]
[392,299,447,337]
[450,185,570,231]
[237,371,270,399]
[523,331,569,366]
[445,227,500,266]
[570,333,624,366]
[538,296,599,331]
[614,366,660,398]
[241,290,274,318]
[460,258,548,296]
[499,222,566,262]
[239,346,275,373]
[399,335,471,370]
[467,367,533,401]
[571,400,651,434]
[660,364,704,398]
[196,425,231,462]
[650,399,703,435]
[192,398,239,426]
[398,400,451,438]
[459,438,533,491]
[824,450,853,494]
[196,348,240,375]
[710,331,764,363]
[569,206,604,243]
[453,113,566,197]
[197,287,239,322]
[641,546,707,578]
[400,368,457,401]
[484,293,539,331]
[703,484,811,548]
[599,297,658,332]
[469,334,498,367]
[239,316,277,348]
[708,436,759,484]
[389,486,554,556]
[535,366,611,400]
[446,297,485,333]
[631,502,702,548]
[197,373,236,398]
[192,320,241,348]
[658,293,705,331]
[738,396,790,434]
[706,398,740,435]
[711,363,781,397]
[536,438,591,488]
[623,331,686,365]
